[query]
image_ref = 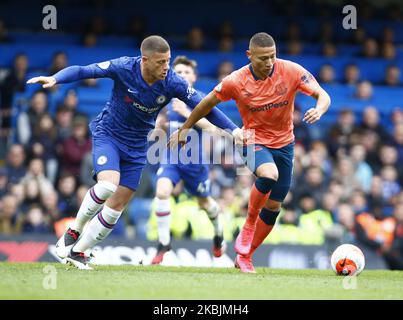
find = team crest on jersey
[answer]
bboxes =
[156,95,167,105]
[97,156,108,165]
[275,82,287,96]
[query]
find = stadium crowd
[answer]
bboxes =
[0,0,403,269]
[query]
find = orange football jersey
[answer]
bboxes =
[214,58,320,148]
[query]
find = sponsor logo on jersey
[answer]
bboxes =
[156,95,167,104]
[248,100,289,112]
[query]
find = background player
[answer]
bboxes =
[152,56,226,264]
[168,32,331,273]
[27,35,239,269]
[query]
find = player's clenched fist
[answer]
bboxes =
[303,107,322,124]
[27,76,57,88]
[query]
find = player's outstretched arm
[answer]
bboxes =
[27,61,116,88]
[303,86,331,124]
[168,92,242,148]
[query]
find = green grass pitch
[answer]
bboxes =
[1,262,403,300]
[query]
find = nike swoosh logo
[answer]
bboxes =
[128,88,136,94]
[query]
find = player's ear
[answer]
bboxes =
[246,50,251,60]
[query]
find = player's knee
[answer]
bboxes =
[94,180,118,200]
[156,188,172,200]
[257,166,279,181]
[264,201,281,212]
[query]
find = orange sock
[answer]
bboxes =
[249,216,274,257]
[245,184,270,228]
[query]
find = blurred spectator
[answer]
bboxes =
[217,61,234,82]
[63,89,84,117]
[127,16,146,39]
[28,114,59,184]
[343,63,360,85]
[55,105,74,141]
[380,165,401,202]
[22,205,52,233]
[5,144,27,185]
[381,65,402,87]
[380,26,395,44]
[0,19,11,43]
[332,157,362,199]
[318,64,336,84]
[349,143,373,192]
[327,109,356,156]
[334,203,356,243]
[360,129,382,169]
[87,16,108,35]
[284,22,301,42]
[58,116,92,177]
[20,158,54,196]
[286,40,303,56]
[49,51,68,75]
[321,42,337,57]
[41,191,61,223]
[293,104,312,149]
[354,80,373,100]
[0,194,22,234]
[185,27,205,51]
[349,26,366,45]
[367,176,386,210]
[0,53,28,136]
[0,168,8,197]
[356,202,396,255]
[359,106,391,142]
[21,178,41,212]
[392,123,403,162]
[295,166,327,206]
[17,90,48,145]
[382,203,403,270]
[350,190,368,214]
[82,32,98,47]
[79,152,94,186]
[217,21,234,39]
[379,144,403,186]
[391,108,403,127]
[218,36,234,52]
[317,21,334,43]
[57,173,78,217]
[381,42,396,60]
[360,38,379,58]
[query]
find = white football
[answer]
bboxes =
[330,244,365,276]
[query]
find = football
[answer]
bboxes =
[330,244,365,276]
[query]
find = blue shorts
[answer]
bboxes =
[92,132,147,191]
[237,142,295,202]
[157,163,210,197]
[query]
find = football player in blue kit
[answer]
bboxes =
[152,56,226,264]
[27,36,240,269]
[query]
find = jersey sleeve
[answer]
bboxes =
[293,63,321,96]
[173,74,238,132]
[173,74,204,108]
[53,57,124,83]
[213,74,238,102]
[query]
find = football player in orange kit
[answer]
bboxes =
[168,32,331,273]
